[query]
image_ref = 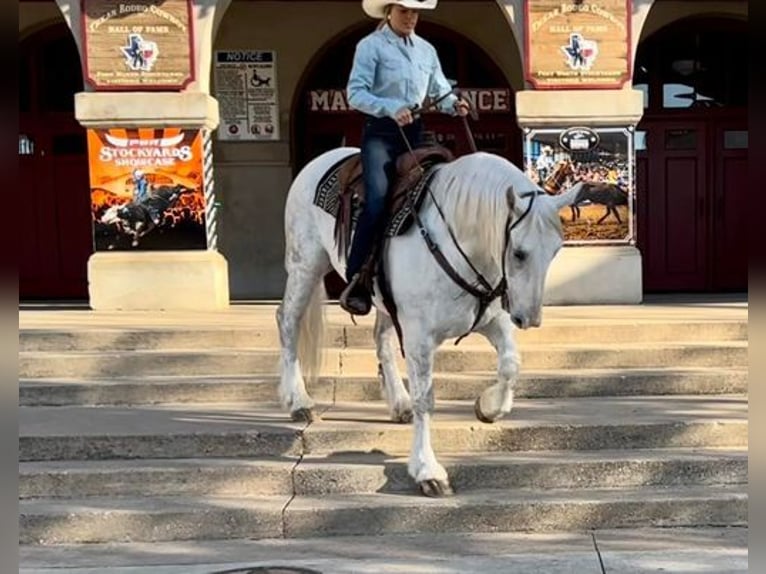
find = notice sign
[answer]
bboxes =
[82,0,195,90]
[87,127,206,251]
[525,0,631,89]
[215,50,280,141]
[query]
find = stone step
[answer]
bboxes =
[19,367,748,406]
[19,448,747,499]
[18,319,748,352]
[19,484,747,544]
[18,341,748,379]
[19,396,747,462]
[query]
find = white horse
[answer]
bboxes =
[277,148,580,496]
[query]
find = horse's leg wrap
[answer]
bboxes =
[374,310,411,423]
[404,329,452,496]
[475,312,520,423]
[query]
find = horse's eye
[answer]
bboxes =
[513,250,527,262]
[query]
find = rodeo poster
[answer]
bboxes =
[87,127,207,251]
[524,126,634,244]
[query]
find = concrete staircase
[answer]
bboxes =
[19,303,748,547]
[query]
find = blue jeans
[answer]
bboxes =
[346,116,423,282]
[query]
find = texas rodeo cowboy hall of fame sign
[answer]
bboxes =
[525,1,631,89]
[82,0,194,89]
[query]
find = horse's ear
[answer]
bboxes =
[552,182,584,210]
[506,185,516,213]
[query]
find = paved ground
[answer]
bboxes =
[19,527,748,573]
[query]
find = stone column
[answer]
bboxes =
[516,89,645,305]
[58,0,231,310]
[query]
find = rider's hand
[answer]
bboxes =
[394,107,414,126]
[454,98,471,117]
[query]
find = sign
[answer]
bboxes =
[87,127,207,250]
[307,88,512,113]
[215,50,280,141]
[559,126,600,152]
[525,0,631,89]
[525,126,634,244]
[81,0,195,90]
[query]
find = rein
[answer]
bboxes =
[393,124,544,344]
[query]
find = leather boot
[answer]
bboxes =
[339,273,372,316]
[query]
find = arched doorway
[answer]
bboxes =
[19,23,92,299]
[633,16,747,292]
[292,21,522,296]
[293,21,522,170]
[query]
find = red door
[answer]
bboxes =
[19,25,92,299]
[712,120,748,290]
[637,118,747,292]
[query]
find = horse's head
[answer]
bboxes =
[504,183,580,329]
[543,159,575,195]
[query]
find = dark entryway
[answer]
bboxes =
[19,23,92,299]
[634,16,747,292]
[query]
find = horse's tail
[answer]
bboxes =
[297,279,326,387]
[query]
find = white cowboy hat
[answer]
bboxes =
[362,0,438,19]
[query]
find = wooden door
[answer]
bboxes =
[19,25,92,299]
[711,120,747,290]
[638,121,709,291]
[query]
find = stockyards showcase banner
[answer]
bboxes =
[82,0,194,89]
[525,0,631,89]
[525,126,635,244]
[215,50,280,141]
[87,128,207,251]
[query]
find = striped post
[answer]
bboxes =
[202,129,218,251]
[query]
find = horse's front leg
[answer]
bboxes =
[374,310,412,423]
[403,329,452,497]
[474,310,520,423]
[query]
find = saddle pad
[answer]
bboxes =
[313,157,440,238]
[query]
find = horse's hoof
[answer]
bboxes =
[474,397,495,424]
[418,479,454,498]
[291,407,319,423]
[393,409,413,424]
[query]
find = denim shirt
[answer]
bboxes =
[347,25,457,119]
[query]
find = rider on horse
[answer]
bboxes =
[131,168,162,226]
[339,0,470,316]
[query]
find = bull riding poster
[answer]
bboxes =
[87,127,207,251]
[524,126,634,244]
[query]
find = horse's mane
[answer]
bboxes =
[430,152,531,257]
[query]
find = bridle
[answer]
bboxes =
[389,103,544,345]
[407,165,544,343]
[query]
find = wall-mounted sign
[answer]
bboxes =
[307,88,512,113]
[215,50,280,141]
[524,0,631,89]
[525,126,634,244]
[87,127,206,251]
[81,0,195,90]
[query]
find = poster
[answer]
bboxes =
[525,0,631,89]
[81,0,195,90]
[214,50,280,141]
[87,127,207,251]
[524,126,634,244]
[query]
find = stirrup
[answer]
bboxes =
[339,274,372,316]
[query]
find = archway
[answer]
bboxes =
[292,20,523,296]
[292,20,523,171]
[632,16,747,292]
[19,23,92,299]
